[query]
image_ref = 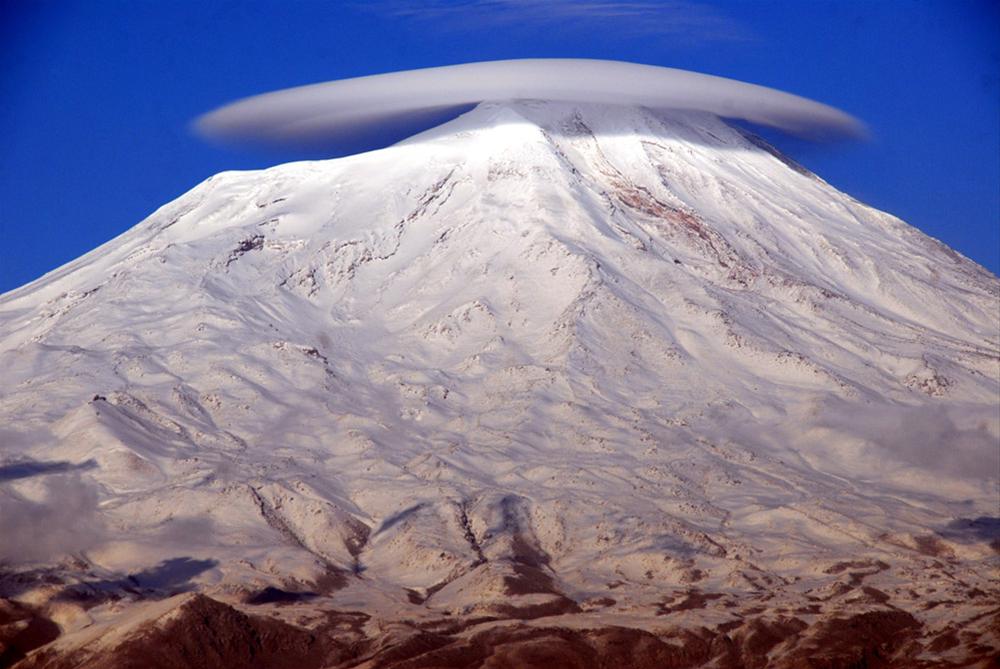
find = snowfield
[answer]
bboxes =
[1,101,997,668]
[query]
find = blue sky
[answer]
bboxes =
[1,0,997,292]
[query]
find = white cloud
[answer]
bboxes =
[0,474,105,565]
[195,59,864,152]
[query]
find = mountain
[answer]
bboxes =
[1,101,997,668]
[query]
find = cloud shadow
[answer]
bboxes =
[0,459,97,483]
[938,517,1000,549]
[53,557,219,606]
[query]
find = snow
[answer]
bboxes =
[0,101,997,657]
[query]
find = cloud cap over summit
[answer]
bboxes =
[195,59,865,152]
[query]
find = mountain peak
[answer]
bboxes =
[2,97,997,666]
[403,100,758,152]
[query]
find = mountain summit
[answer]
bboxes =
[1,102,997,667]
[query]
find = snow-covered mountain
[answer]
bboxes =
[1,101,997,668]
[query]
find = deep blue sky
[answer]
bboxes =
[2,0,997,292]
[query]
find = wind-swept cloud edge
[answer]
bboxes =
[359,0,753,42]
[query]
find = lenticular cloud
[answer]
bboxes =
[195,59,865,152]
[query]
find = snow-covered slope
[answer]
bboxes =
[1,102,998,667]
